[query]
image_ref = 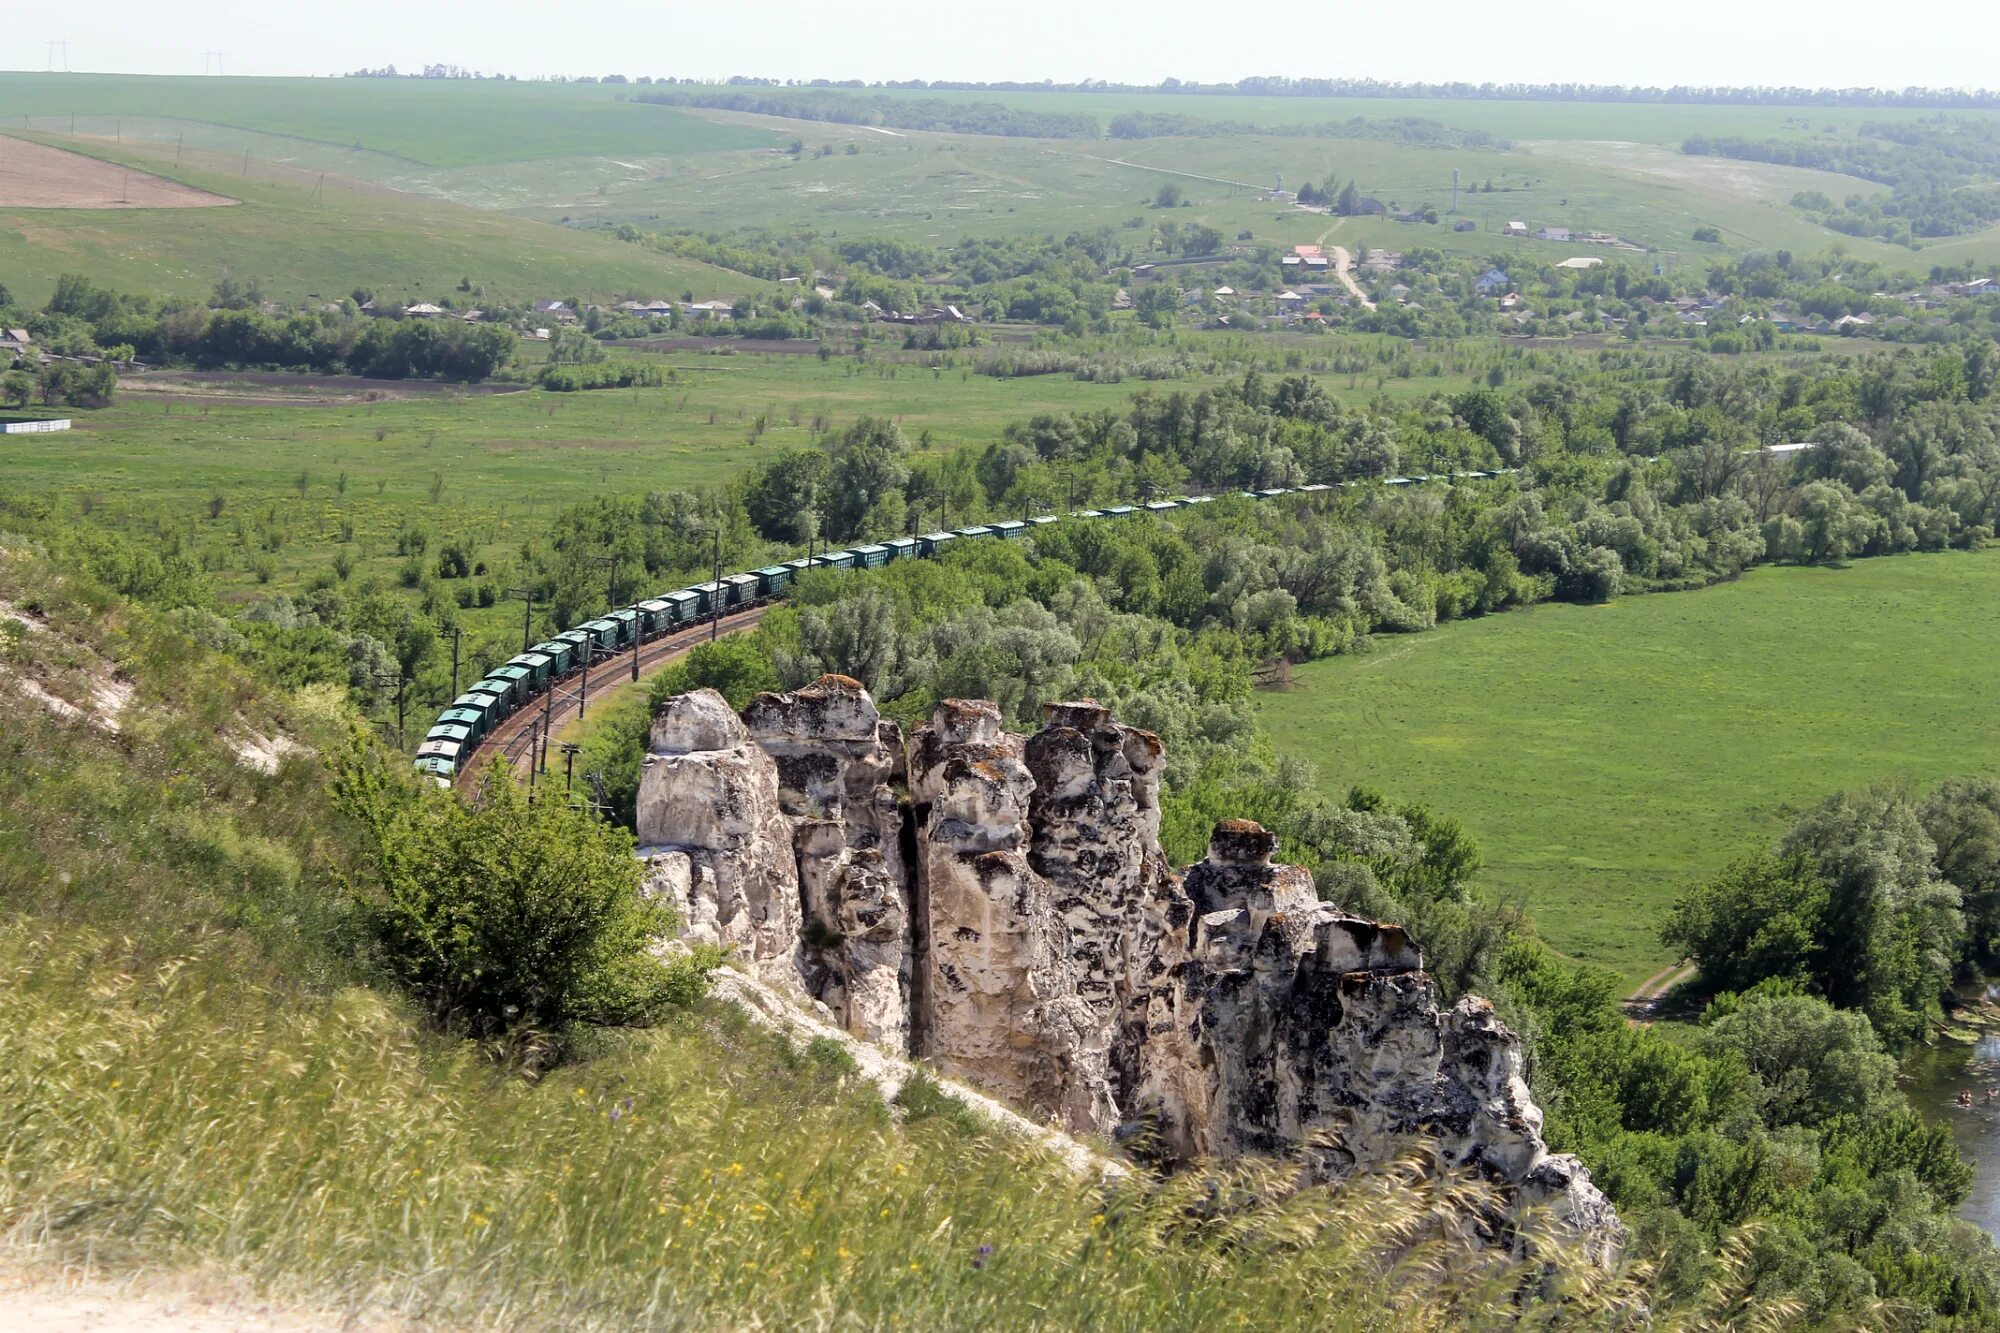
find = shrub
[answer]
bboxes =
[335,758,713,1044]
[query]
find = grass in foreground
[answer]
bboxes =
[1258,549,2000,986]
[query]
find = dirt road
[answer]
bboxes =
[1624,959,1696,1019]
[1312,222,1375,310]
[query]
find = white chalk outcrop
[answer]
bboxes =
[634,677,1625,1261]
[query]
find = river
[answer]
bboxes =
[1902,984,2000,1235]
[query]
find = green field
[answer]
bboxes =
[1257,553,2000,986]
[0,135,766,306]
[0,74,772,167]
[0,74,1989,279]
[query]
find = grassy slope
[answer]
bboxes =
[0,74,769,167]
[0,134,766,306]
[0,548,1627,1329]
[1257,551,2000,987]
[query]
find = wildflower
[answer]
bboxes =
[891,1162,907,1177]
[909,1262,922,1273]
[1089,1213,1105,1229]
[574,1087,587,1098]
[971,1243,994,1271]
[609,1106,622,1123]
[837,1245,853,1261]
[724,1161,745,1176]
[472,1213,491,1227]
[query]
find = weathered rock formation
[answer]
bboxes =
[635,677,1623,1260]
[635,689,802,991]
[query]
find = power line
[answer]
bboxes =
[45,39,69,73]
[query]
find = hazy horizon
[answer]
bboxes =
[10,0,1999,92]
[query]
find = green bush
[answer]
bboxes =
[336,757,712,1042]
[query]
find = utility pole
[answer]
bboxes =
[541,677,555,771]
[436,622,462,699]
[630,603,642,682]
[559,741,581,795]
[46,39,69,73]
[709,512,723,642]
[526,717,541,799]
[373,671,409,750]
[508,586,535,653]
[578,640,591,720]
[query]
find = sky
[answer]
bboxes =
[11,0,2000,90]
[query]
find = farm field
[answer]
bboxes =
[0,75,1987,274]
[0,133,767,307]
[1257,551,2000,986]
[0,134,235,208]
[0,74,770,167]
[867,86,2000,143]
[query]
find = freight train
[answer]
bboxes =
[414,473,1505,784]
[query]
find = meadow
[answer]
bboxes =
[1,73,1989,285]
[1257,551,2000,986]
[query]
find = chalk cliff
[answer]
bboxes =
[636,678,1623,1260]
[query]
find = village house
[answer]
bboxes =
[1536,226,1573,243]
[403,302,446,318]
[1555,256,1603,270]
[1474,269,1510,296]
[1504,221,1529,238]
[533,300,579,324]
[684,300,735,319]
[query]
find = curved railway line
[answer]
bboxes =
[420,470,1522,795]
[453,605,769,793]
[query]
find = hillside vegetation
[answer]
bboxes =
[0,543,1716,1329]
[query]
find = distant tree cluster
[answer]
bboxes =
[1108,111,1504,149]
[633,87,1099,139]
[1686,118,2000,243]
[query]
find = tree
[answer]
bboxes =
[1,370,33,408]
[1335,181,1361,216]
[825,417,909,541]
[1154,182,1184,209]
[1700,992,1898,1127]
[1183,224,1224,256]
[744,447,830,543]
[1663,852,1830,994]
[1918,777,2000,969]
[548,325,607,365]
[1781,787,1961,1050]
[335,759,710,1043]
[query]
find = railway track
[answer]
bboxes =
[452,605,770,794]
